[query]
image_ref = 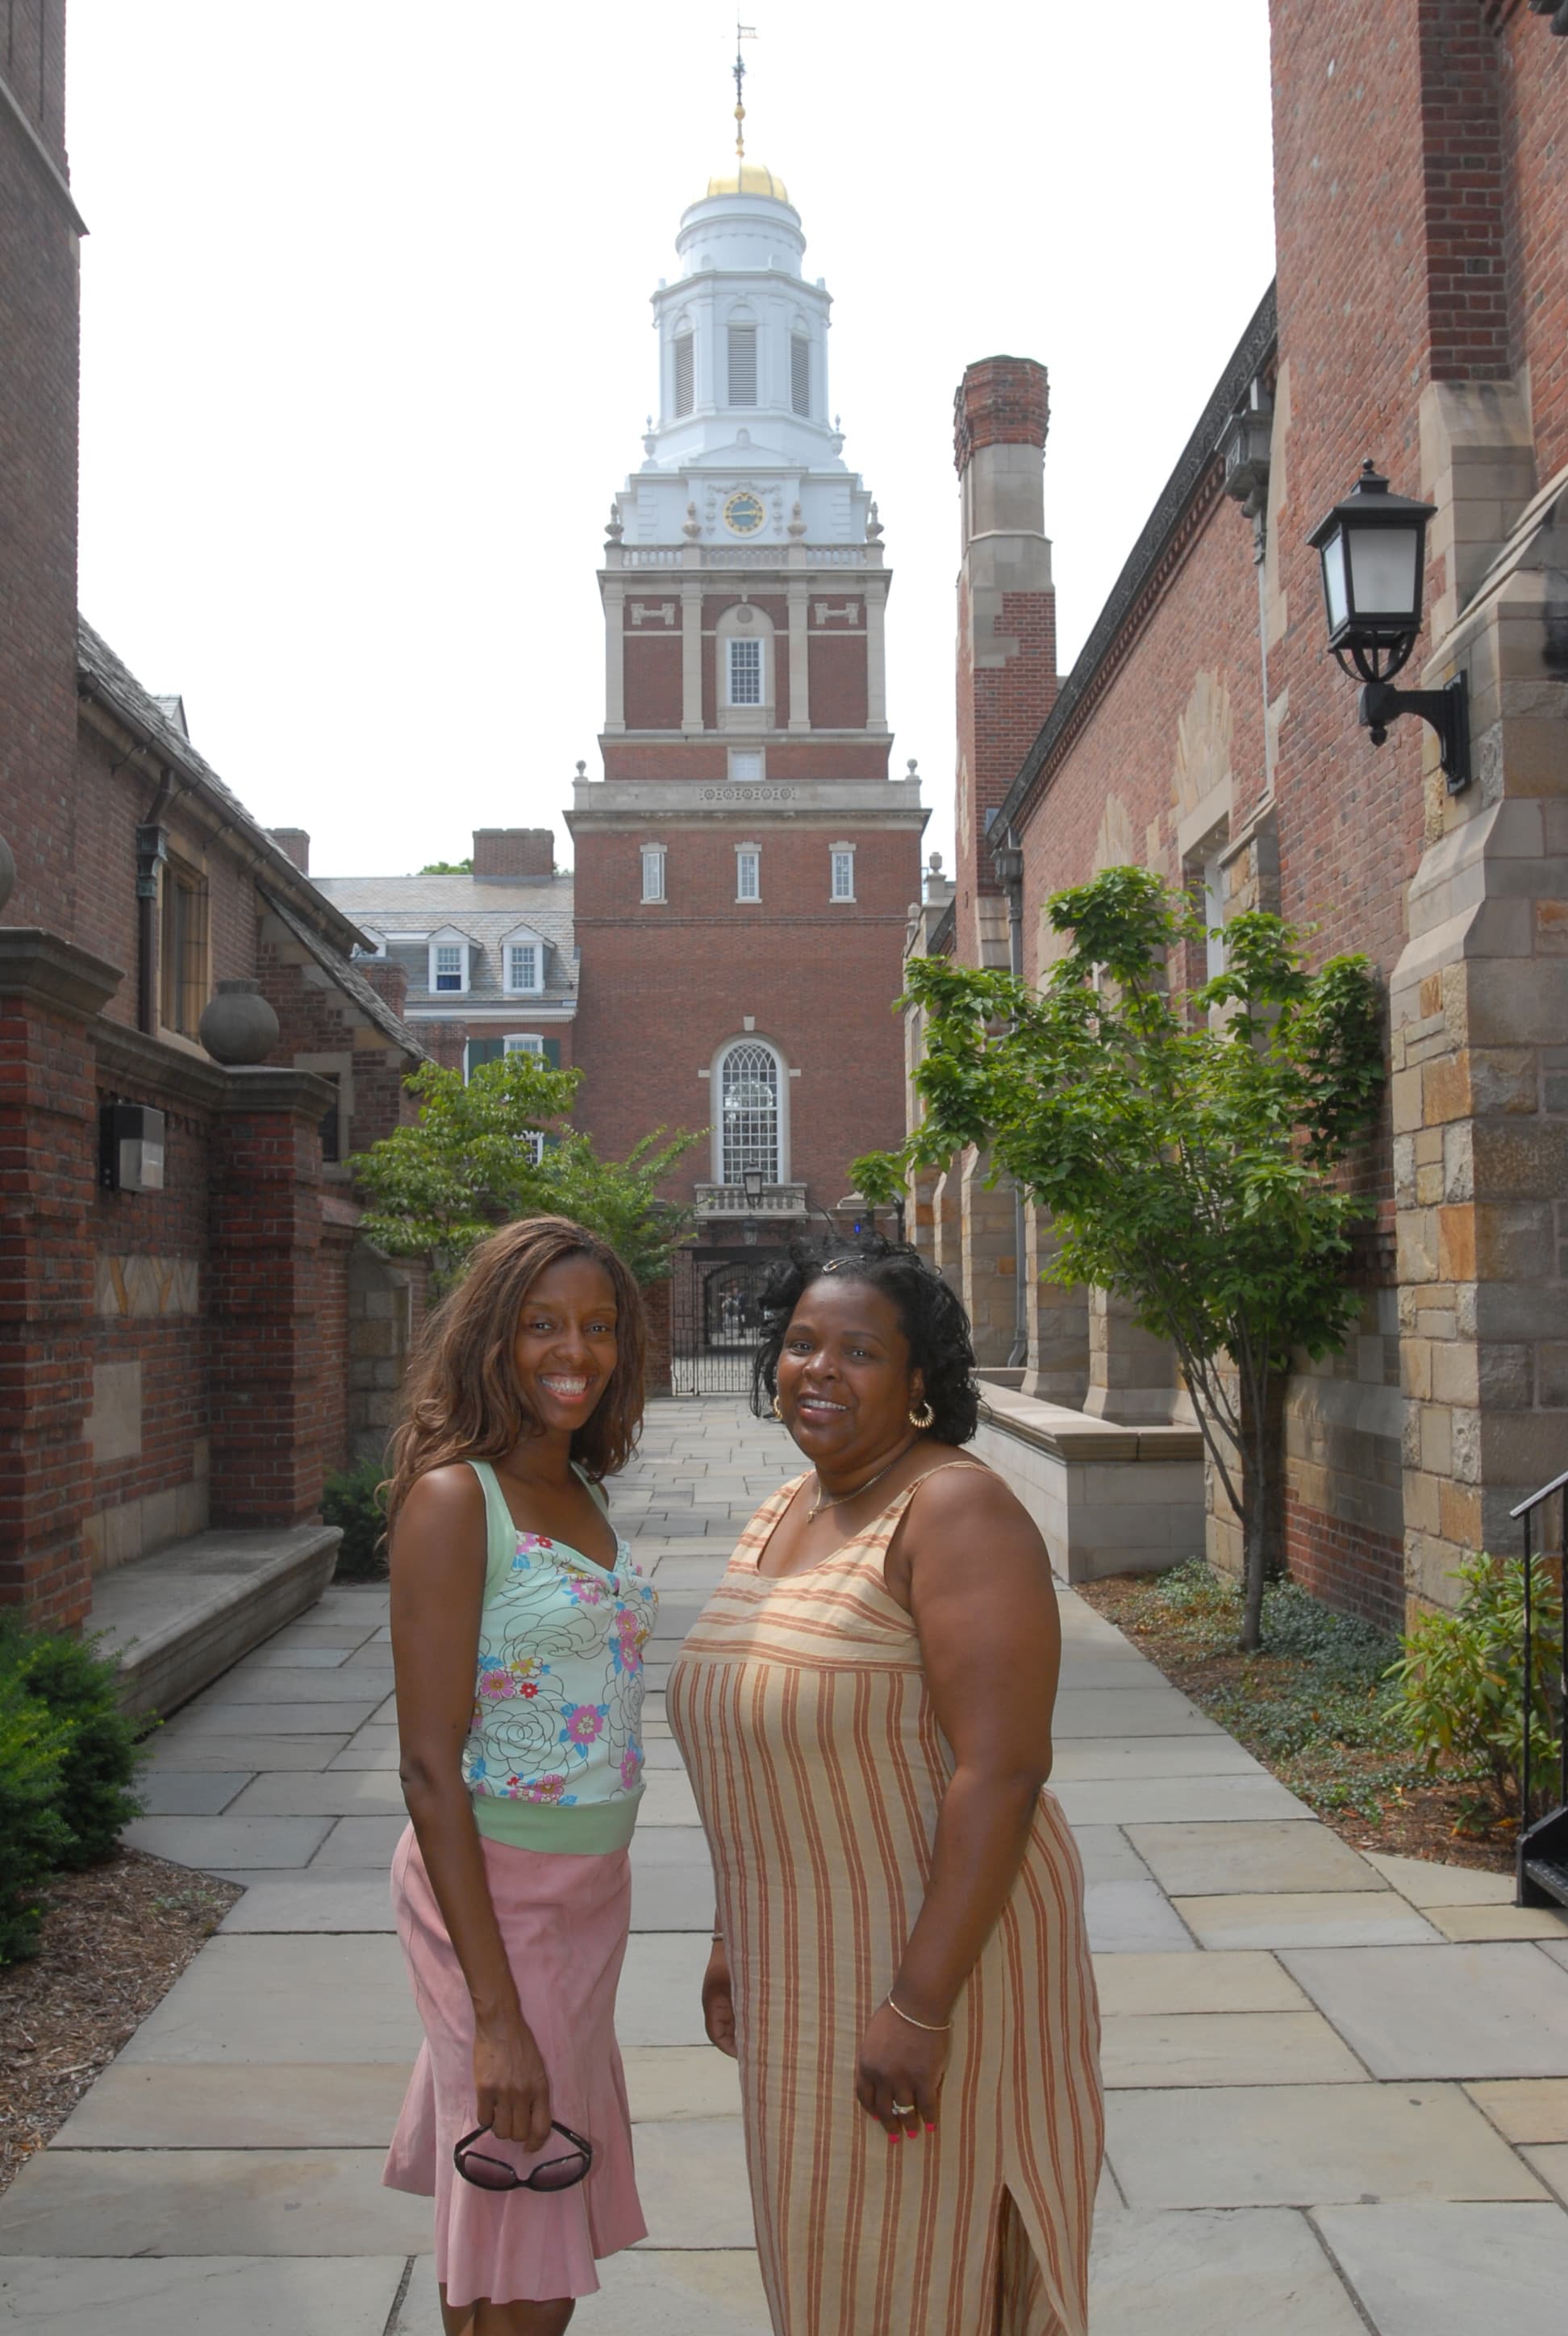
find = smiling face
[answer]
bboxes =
[774,1274,925,1472]
[511,1253,621,1440]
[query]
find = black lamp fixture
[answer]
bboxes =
[1308,460,1470,793]
[740,1164,764,1246]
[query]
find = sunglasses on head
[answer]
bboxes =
[452,2119,594,2193]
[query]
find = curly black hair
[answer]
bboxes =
[749,1234,980,1447]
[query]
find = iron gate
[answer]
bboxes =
[670,1249,775,1395]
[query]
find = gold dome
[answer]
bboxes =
[704,161,790,204]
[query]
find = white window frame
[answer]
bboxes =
[503,936,544,995]
[640,844,666,903]
[427,931,470,995]
[728,747,764,784]
[728,636,763,707]
[503,1033,545,1057]
[830,845,856,903]
[711,1034,789,1185]
[735,845,761,903]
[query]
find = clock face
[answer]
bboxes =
[724,490,767,536]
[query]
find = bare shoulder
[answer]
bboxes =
[903,1456,1052,1578]
[393,1462,486,1543]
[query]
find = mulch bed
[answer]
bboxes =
[0,1851,240,2199]
[1077,1573,1516,1876]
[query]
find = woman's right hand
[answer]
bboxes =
[702,1940,737,2057]
[473,2008,553,2151]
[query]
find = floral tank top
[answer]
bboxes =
[461,1458,657,1853]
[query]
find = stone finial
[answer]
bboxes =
[605,501,624,543]
[642,415,657,455]
[907,757,920,781]
[865,498,884,541]
[829,414,844,455]
[575,760,587,779]
[199,978,279,1067]
[682,502,703,540]
[787,499,807,537]
[928,849,943,872]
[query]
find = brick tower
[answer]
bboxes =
[567,157,926,1381]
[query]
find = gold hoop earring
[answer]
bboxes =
[772,1395,785,1420]
[909,1398,935,1431]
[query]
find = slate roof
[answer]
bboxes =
[77,617,370,962]
[261,890,432,1062]
[311,873,578,1012]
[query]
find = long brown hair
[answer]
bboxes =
[385,1216,645,1530]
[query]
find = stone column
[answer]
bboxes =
[1024,1206,1089,1406]
[1082,1289,1184,1424]
[865,582,889,733]
[207,1067,336,1527]
[959,1146,1017,1366]
[682,582,704,732]
[787,578,811,731]
[603,580,626,734]
[0,932,123,1627]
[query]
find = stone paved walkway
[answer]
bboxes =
[3,1398,1568,2331]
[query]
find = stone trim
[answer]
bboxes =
[94,1016,229,1109]
[0,928,123,1019]
[212,1063,340,1120]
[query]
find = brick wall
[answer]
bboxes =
[571,814,919,1207]
[1494,2,1568,474]
[472,828,556,878]
[0,2,78,941]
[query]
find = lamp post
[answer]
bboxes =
[1307,460,1470,793]
[740,1165,763,1247]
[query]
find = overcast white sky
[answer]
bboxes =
[67,2,1275,881]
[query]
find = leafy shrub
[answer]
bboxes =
[323,1456,390,1580]
[1388,1550,1565,1823]
[0,1668,73,1963]
[0,1625,147,1870]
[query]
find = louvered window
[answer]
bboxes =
[728,637,762,706]
[728,324,757,406]
[736,848,761,902]
[790,336,811,417]
[673,333,694,418]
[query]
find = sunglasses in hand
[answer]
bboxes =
[452,2120,594,2193]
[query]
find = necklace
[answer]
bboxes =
[808,1442,914,1522]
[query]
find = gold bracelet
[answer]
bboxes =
[886,1991,952,2034]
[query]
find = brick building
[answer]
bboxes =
[564,158,926,1374]
[0,4,427,1680]
[916,0,1568,1629]
[315,826,574,1078]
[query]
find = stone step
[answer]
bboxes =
[90,1525,342,1720]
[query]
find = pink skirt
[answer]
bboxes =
[382,1822,647,2306]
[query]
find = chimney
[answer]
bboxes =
[269,828,311,874]
[952,356,1056,966]
[471,828,556,879]
[358,957,409,1020]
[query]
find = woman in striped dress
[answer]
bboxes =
[668,1240,1103,2336]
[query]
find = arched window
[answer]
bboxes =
[719,1038,780,1184]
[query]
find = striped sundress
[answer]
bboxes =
[666,1466,1103,2336]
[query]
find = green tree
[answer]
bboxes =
[350,1052,700,1291]
[416,856,473,874]
[855,866,1385,1651]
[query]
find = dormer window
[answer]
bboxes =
[728,323,757,406]
[502,928,546,994]
[427,928,472,995]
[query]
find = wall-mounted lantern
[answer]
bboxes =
[99,1102,165,1192]
[740,1164,763,1245]
[1308,460,1470,793]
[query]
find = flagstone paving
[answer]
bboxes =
[3,1397,1568,2332]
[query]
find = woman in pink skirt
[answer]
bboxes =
[381,1216,657,2336]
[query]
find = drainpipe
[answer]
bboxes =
[136,769,177,1035]
[990,819,1029,1370]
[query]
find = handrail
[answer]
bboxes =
[1514,1463,1568,1829]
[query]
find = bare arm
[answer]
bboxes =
[857,1467,1060,2135]
[390,1465,553,2150]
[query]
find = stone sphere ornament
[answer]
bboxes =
[199,978,279,1066]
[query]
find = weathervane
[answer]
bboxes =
[733,19,756,160]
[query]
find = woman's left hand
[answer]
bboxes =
[855,2000,949,2140]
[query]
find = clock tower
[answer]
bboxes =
[566,156,926,1383]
